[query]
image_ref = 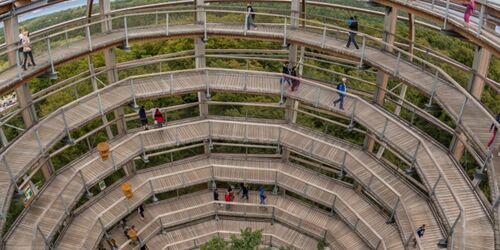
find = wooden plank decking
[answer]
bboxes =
[1,68,491,249]
[56,157,392,250]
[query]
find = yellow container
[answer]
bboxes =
[96,142,110,161]
[121,183,133,199]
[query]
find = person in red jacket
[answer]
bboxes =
[153,108,165,128]
[224,190,232,210]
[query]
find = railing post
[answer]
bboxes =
[348,99,357,130]
[160,216,166,234]
[283,17,288,47]
[150,179,158,202]
[431,174,441,196]
[0,126,8,147]
[477,5,485,36]
[47,38,56,75]
[426,72,439,108]
[97,92,104,116]
[35,129,44,155]
[443,0,450,29]
[64,31,69,48]
[359,36,366,68]
[279,78,284,105]
[321,25,327,48]
[271,206,276,225]
[169,73,174,94]
[15,49,22,79]
[393,52,401,76]
[98,217,106,231]
[315,87,320,107]
[139,134,149,163]
[387,197,399,223]
[86,26,93,51]
[4,157,22,194]
[411,141,420,168]
[205,70,210,98]
[203,11,208,43]
[380,118,389,140]
[128,79,139,109]
[59,193,70,216]
[244,13,249,35]
[339,152,347,178]
[111,151,117,171]
[330,195,337,216]
[457,96,468,125]
[37,225,50,250]
[165,13,170,35]
[79,170,93,198]
[61,108,74,144]
[124,17,130,50]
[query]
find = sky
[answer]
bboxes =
[19,0,88,22]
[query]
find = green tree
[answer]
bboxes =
[201,228,266,250]
[201,236,229,250]
[230,228,264,250]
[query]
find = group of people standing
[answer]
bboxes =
[18,27,35,71]
[138,106,166,130]
[213,184,267,209]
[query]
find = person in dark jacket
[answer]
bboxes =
[413,224,425,247]
[345,16,359,49]
[213,188,219,201]
[138,204,145,220]
[280,62,291,86]
[240,183,249,200]
[138,106,148,130]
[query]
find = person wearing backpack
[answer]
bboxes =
[345,16,359,49]
[333,77,347,110]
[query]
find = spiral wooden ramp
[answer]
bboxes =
[1,68,493,249]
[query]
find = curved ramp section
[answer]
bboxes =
[146,219,318,250]
[106,191,362,250]
[2,68,486,248]
[56,157,397,249]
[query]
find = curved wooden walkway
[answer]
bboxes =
[107,191,356,250]
[374,0,500,56]
[146,219,318,250]
[94,190,364,250]
[51,157,401,249]
[0,16,497,202]
[1,68,490,248]
[6,117,445,249]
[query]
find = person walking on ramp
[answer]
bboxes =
[345,16,359,49]
[333,77,347,110]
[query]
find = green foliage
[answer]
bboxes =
[317,239,327,250]
[201,236,229,250]
[201,227,265,250]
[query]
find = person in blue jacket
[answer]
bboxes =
[259,186,266,205]
[333,77,347,110]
